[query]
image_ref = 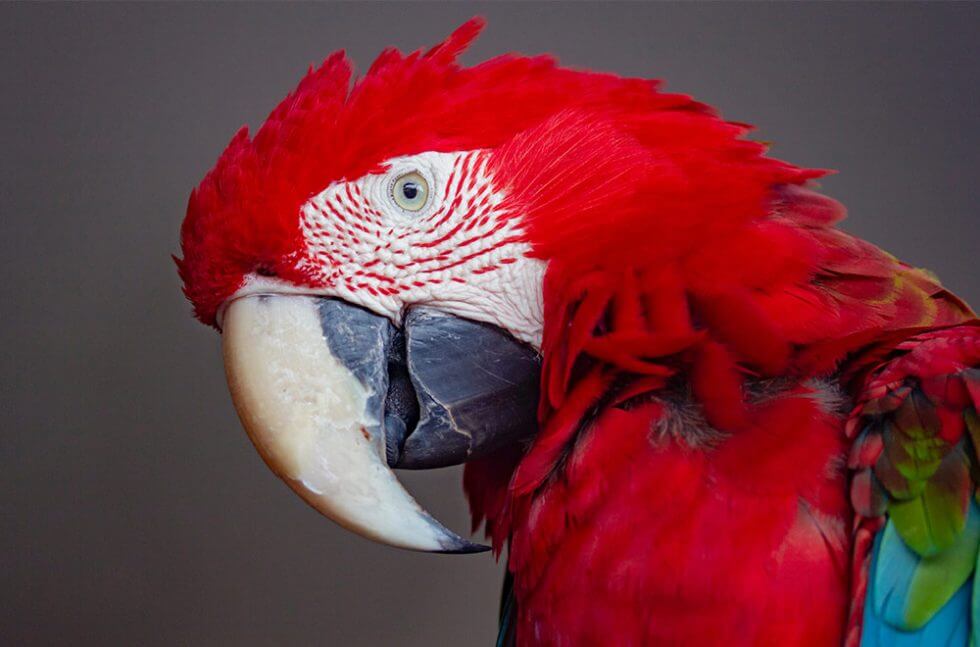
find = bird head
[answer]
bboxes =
[177,19,820,552]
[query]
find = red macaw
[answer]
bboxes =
[177,19,979,646]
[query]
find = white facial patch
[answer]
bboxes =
[296,151,545,347]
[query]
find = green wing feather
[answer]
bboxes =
[850,326,980,635]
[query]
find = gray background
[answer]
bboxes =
[2,2,977,645]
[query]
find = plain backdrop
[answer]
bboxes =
[2,3,978,645]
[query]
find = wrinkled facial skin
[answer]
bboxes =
[235,150,545,348]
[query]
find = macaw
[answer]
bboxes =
[176,19,980,646]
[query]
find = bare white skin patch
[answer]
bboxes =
[222,294,467,551]
[296,150,545,347]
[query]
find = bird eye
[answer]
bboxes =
[390,171,429,212]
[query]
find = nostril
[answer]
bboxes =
[256,266,277,277]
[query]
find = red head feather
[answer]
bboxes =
[177,18,820,327]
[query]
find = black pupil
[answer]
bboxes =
[401,182,420,200]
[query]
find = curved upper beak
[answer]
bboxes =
[220,294,539,552]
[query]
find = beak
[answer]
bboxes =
[220,295,539,552]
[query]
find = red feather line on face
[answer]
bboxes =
[300,149,518,301]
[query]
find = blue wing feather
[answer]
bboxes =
[861,502,979,646]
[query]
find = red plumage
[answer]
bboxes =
[179,19,978,644]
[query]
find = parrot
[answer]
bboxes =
[176,18,980,646]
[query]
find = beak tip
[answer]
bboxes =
[436,540,492,554]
